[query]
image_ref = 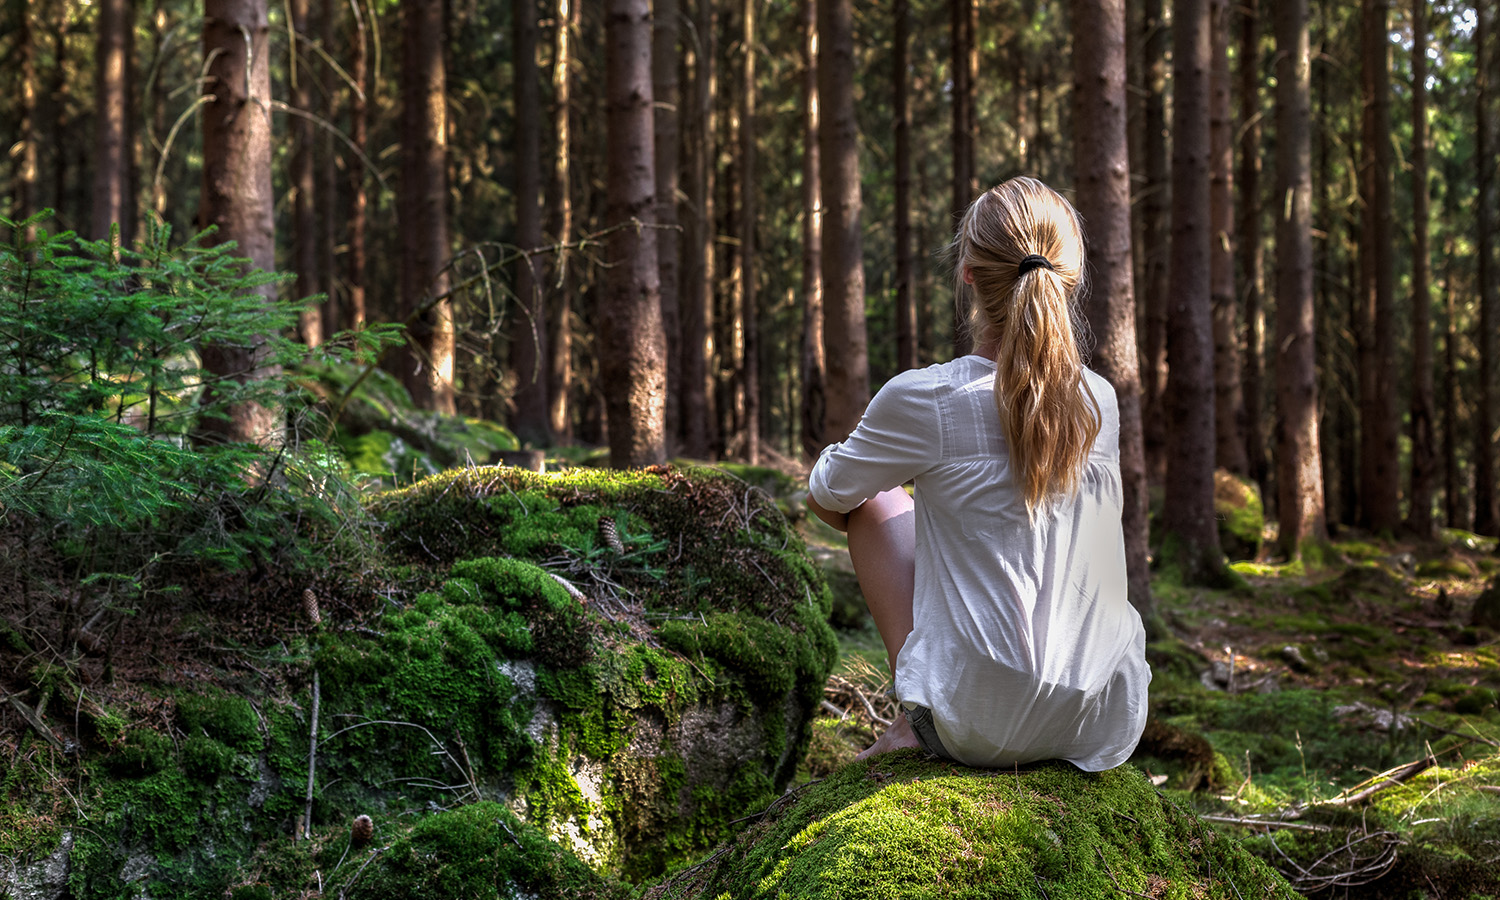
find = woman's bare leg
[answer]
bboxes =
[845,487,922,758]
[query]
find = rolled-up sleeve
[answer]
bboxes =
[808,368,940,514]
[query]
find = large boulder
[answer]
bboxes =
[647,754,1299,900]
[1,465,837,897]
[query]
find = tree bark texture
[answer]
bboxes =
[602,0,667,467]
[1071,0,1156,627]
[511,0,550,445]
[1407,0,1436,538]
[1237,0,1269,502]
[738,0,760,463]
[546,0,576,440]
[1357,0,1400,533]
[91,0,134,244]
[1209,0,1247,477]
[1162,0,1225,583]
[346,0,369,329]
[679,0,716,458]
[1442,255,1462,528]
[1476,3,1499,535]
[12,0,38,232]
[817,0,869,443]
[291,0,322,347]
[199,0,282,445]
[653,0,682,451]
[1139,0,1170,485]
[1273,0,1327,557]
[894,0,917,374]
[396,0,456,414]
[799,0,826,459]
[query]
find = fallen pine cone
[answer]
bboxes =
[351,814,373,848]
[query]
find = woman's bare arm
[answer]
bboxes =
[806,494,851,532]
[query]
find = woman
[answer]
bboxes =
[807,177,1149,770]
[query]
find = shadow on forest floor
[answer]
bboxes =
[797,508,1500,898]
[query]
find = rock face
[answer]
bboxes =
[647,754,1299,900]
[0,465,837,897]
[1214,469,1264,562]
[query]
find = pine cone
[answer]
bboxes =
[351,814,373,848]
[599,516,624,553]
[303,588,322,627]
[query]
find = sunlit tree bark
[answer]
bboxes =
[1407,0,1436,539]
[511,0,550,445]
[91,0,134,244]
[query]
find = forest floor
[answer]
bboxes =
[795,507,1500,898]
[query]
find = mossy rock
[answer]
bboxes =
[1471,577,1500,629]
[646,755,1298,899]
[1214,469,1263,563]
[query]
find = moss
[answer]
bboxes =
[103,727,174,777]
[350,801,632,899]
[1214,469,1264,562]
[649,757,1297,900]
[182,733,237,782]
[177,689,262,754]
[1416,556,1477,580]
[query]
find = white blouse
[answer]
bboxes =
[809,356,1150,771]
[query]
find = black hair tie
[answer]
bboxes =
[1017,254,1055,277]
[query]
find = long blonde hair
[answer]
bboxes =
[952,177,1100,514]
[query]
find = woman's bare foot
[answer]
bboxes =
[855,710,923,760]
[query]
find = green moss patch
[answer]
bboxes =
[648,756,1296,900]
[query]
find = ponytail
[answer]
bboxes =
[953,177,1100,516]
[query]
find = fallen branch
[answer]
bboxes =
[1323,755,1435,807]
[1199,815,1332,833]
[2,692,66,753]
[302,669,321,841]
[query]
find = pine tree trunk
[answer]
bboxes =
[950,0,976,356]
[1139,0,1170,485]
[1209,0,1247,477]
[817,0,869,443]
[1162,0,1225,584]
[1357,0,1399,532]
[199,0,281,445]
[798,0,826,459]
[602,0,667,467]
[291,0,322,347]
[346,0,369,329]
[1442,252,1463,528]
[1237,0,1269,504]
[511,0,550,445]
[1407,0,1436,538]
[12,0,38,234]
[893,0,916,374]
[1072,0,1156,628]
[733,0,759,463]
[91,0,134,244]
[317,0,338,331]
[1476,4,1499,535]
[653,0,681,451]
[396,0,456,414]
[546,0,576,440]
[1273,0,1327,557]
[679,0,715,458]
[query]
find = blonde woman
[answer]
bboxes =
[807,177,1149,769]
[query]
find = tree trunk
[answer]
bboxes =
[1139,0,1170,485]
[199,0,281,445]
[1406,0,1436,539]
[1161,0,1225,584]
[396,0,456,414]
[653,0,681,451]
[950,0,976,356]
[1442,250,1462,528]
[291,0,322,347]
[817,0,869,443]
[738,0,759,463]
[798,0,825,459]
[1357,0,1399,532]
[1237,0,1269,504]
[893,0,916,374]
[12,0,38,234]
[602,0,667,467]
[318,0,339,331]
[1209,0,1247,477]
[91,0,134,244]
[1476,3,1499,536]
[1072,0,1156,628]
[1273,0,1327,557]
[346,0,369,330]
[546,0,576,440]
[678,0,715,458]
[511,0,550,445]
